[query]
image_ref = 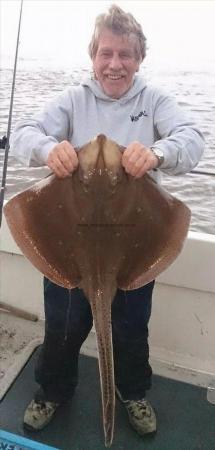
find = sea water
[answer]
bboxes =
[0,64,215,235]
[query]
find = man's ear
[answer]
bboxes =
[135,58,142,72]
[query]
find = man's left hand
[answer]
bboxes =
[122,141,159,178]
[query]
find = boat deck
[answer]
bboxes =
[0,348,214,450]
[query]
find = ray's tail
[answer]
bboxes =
[88,286,116,447]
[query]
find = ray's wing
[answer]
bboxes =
[113,173,191,290]
[3,174,82,288]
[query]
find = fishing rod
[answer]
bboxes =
[0,0,24,228]
[190,169,215,176]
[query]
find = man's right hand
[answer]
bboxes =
[46,140,79,178]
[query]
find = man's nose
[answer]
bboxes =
[109,53,123,70]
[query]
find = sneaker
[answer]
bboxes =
[23,399,59,431]
[116,388,156,436]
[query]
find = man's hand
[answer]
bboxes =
[122,141,159,178]
[47,141,79,178]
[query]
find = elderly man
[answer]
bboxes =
[11,4,204,438]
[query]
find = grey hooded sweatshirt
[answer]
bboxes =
[10,74,204,181]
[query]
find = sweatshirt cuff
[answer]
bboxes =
[151,142,177,170]
[36,139,58,165]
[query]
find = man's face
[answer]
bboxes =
[93,28,141,99]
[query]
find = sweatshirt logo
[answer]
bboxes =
[130,110,148,122]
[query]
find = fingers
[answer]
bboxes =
[47,141,79,178]
[122,141,158,178]
[47,140,158,179]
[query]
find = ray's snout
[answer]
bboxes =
[78,134,123,186]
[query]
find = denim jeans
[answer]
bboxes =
[35,277,154,403]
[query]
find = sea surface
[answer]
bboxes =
[0,64,215,235]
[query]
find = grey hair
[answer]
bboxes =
[88,4,147,62]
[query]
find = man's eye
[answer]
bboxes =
[120,53,132,59]
[100,52,111,57]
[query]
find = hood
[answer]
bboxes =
[81,74,147,105]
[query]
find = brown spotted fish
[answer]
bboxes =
[4,135,191,446]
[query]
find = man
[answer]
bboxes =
[11,4,204,438]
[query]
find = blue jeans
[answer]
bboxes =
[35,278,154,403]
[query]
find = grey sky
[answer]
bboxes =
[1,0,215,70]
